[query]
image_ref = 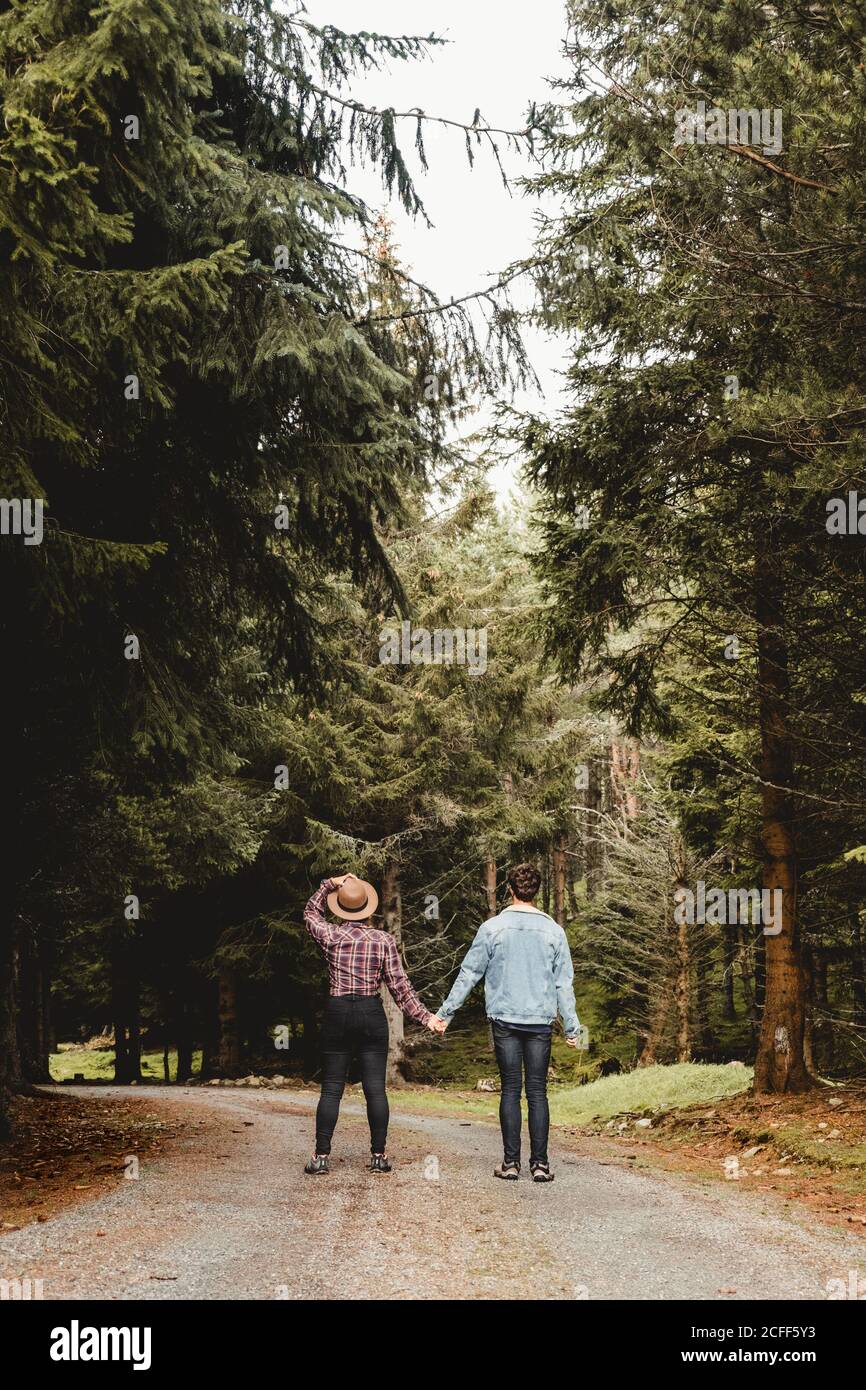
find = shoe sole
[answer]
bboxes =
[494,1172,520,1181]
[531,1172,554,1182]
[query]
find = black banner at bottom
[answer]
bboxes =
[4,1299,859,1376]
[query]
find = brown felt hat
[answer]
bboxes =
[327,874,379,921]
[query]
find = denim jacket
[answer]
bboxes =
[438,908,580,1036]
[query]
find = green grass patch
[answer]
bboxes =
[393,1061,754,1128]
[770,1125,866,1173]
[548,1062,753,1127]
[50,1046,202,1083]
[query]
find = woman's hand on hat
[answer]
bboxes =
[329,873,351,887]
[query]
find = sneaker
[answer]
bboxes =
[494,1162,520,1180]
[304,1154,330,1175]
[369,1153,392,1173]
[530,1161,554,1182]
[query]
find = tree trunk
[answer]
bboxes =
[552,838,566,923]
[176,1001,194,1083]
[379,861,404,1086]
[674,881,692,1063]
[483,859,497,918]
[566,852,579,920]
[694,942,714,1055]
[217,966,242,1077]
[812,947,832,1074]
[738,921,761,1048]
[112,940,142,1084]
[640,969,674,1066]
[722,922,737,1020]
[0,930,19,1139]
[850,911,866,1027]
[611,735,640,822]
[17,930,52,1084]
[198,979,220,1080]
[753,551,810,1093]
[585,752,605,898]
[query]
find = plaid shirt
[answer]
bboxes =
[303,880,432,1027]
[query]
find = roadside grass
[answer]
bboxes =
[549,1062,753,1126]
[50,1047,202,1083]
[391,1061,753,1127]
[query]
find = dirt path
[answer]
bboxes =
[1,1085,863,1300]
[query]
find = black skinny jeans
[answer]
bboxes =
[315,995,390,1155]
[492,1021,552,1166]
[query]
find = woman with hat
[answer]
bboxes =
[302,873,444,1174]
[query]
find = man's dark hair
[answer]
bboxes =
[507,862,542,902]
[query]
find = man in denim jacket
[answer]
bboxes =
[433,862,581,1183]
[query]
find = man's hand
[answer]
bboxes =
[427,1014,448,1034]
[565,1035,580,1048]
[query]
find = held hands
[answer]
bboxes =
[427,1014,448,1034]
[565,1034,580,1049]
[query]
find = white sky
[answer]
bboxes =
[302,0,573,491]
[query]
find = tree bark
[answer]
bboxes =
[722,922,737,1020]
[217,966,242,1077]
[850,911,866,1027]
[611,735,640,821]
[379,861,404,1086]
[640,969,674,1066]
[737,921,761,1047]
[17,930,52,1084]
[753,550,810,1093]
[483,859,497,918]
[0,930,19,1138]
[585,752,605,898]
[694,941,715,1055]
[674,881,692,1063]
[552,838,566,923]
[112,939,142,1084]
[198,979,220,1080]
[176,1000,194,1083]
[812,947,832,1073]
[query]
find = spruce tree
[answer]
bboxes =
[0,0,534,1117]
[522,0,866,1090]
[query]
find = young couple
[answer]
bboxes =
[302,861,581,1182]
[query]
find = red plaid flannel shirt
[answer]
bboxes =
[303,880,432,1027]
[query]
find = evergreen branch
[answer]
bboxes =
[358,260,541,325]
[288,76,547,143]
[725,142,836,192]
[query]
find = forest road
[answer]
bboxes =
[3,1084,863,1300]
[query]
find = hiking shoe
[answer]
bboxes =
[369,1154,392,1173]
[530,1162,554,1183]
[304,1154,330,1175]
[494,1162,520,1180]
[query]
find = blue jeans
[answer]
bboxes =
[492,1021,552,1166]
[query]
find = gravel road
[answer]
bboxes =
[1,1085,862,1300]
